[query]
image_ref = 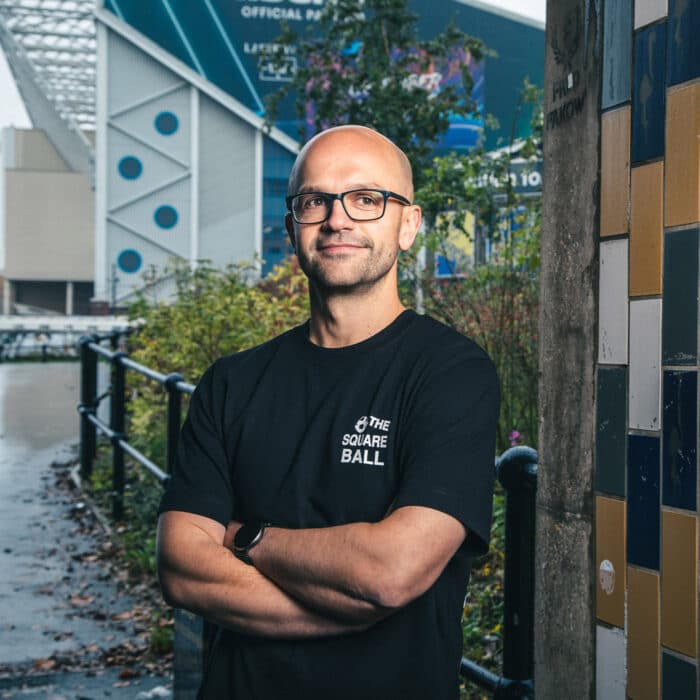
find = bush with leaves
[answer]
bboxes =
[125,258,309,469]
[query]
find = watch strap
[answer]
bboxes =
[232,521,271,565]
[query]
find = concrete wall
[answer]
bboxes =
[8,129,70,172]
[1,128,94,288]
[536,0,601,696]
[4,169,94,281]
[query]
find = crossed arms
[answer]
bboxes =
[156,505,466,639]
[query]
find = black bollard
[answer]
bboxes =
[496,446,538,684]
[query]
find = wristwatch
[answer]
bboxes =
[232,521,270,565]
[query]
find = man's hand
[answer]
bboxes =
[229,506,467,622]
[156,511,375,638]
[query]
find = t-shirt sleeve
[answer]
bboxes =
[392,350,499,555]
[158,361,234,526]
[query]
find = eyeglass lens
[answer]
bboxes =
[292,190,387,223]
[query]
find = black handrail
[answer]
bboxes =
[77,333,194,519]
[77,333,537,699]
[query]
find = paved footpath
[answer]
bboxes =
[0,363,172,699]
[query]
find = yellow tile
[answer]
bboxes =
[665,83,700,228]
[661,510,698,657]
[628,567,660,700]
[596,496,626,627]
[601,107,631,236]
[630,161,664,296]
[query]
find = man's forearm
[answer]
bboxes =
[243,507,466,622]
[244,521,397,623]
[157,512,370,639]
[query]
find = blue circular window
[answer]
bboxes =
[117,249,142,274]
[154,205,179,229]
[155,111,179,135]
[118,156,142,180]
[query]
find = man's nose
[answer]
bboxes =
[323,197,352,229]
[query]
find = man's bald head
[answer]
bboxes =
[287,125,414,201]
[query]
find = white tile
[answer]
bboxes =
[599,239,629,365]
[634,0,668,28]
[597,624,626,700]
[629,299,662,430]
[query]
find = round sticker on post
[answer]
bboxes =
[599,559,615,595]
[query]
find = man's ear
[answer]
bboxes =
[398,205,422,252]
[285,213,297,252]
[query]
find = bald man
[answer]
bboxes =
[156,125,499,699]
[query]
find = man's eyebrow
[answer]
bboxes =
[295,182,388,193]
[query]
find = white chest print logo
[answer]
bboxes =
[341,415,391,467]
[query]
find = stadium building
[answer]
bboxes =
[0,1,543,311]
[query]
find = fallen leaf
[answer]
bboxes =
[111,610,133,621]
[33,658,56,672]
[69,595,94,607]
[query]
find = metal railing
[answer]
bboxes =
[77,333,537,699]
[77,332,194,518]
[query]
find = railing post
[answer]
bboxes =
[164,373,184,475]
[111,351,127,520]
[79,335,98,479]
[496,446,538,686]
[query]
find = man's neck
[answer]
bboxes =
[307,288,407,348]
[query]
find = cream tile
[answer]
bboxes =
[597,624,626,700]
[634,0,668,28]
[599,239,629,364]
[629,299,661,430]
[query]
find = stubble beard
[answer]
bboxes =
[300,242,399,297]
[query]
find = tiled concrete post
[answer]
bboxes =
[592,0,700,698]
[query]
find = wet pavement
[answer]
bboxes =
[0,362,172,699]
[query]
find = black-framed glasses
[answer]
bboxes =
[286,189,411,224]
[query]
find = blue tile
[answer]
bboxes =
[667,0,700,86]
[602,0,633,108]
[628,435,660,569]
[662,651,697,699]
[596,367,627,496]
[632,22,667,164]
[662,371,697,511]
[662,227,699,366]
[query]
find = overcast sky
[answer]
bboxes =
[0,0,546,131]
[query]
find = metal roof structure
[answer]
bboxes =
[0,0,96,175]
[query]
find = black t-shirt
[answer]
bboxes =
[159,310,499,700]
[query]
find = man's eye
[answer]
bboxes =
[352,192,381,207]
[302,196,325,209]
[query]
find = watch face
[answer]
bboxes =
[234,522,262,550]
